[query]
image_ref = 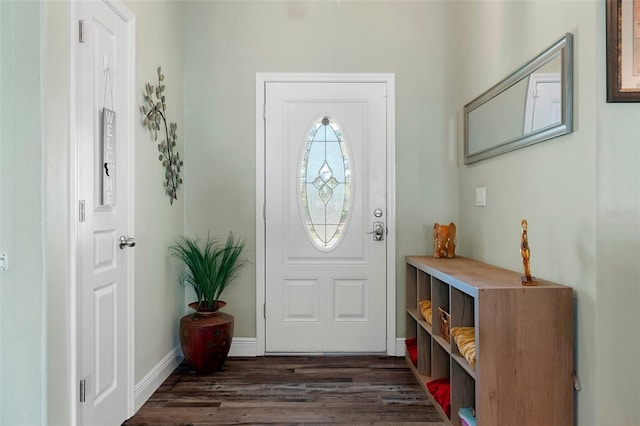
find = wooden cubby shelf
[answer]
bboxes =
[405,256,574,426]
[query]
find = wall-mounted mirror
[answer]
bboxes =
[464,33,573,164]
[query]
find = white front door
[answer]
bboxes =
[264,81,389,353]
[75,1,134,424]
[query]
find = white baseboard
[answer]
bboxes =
[134,345,183,412]
[229,337,406,358]
[228,338,403,357]
[228,337,257,357]
[396,338,406,357]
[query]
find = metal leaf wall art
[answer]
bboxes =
[140,66,183,205]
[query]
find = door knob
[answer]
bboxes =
[367,221,385,241]
[119,235,136,249]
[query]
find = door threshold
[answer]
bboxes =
[264,352,389,356]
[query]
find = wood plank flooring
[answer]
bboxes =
[123,356,446,425]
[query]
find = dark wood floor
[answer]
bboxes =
[124,356,446,425]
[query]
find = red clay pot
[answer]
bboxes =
[180,301,234,373]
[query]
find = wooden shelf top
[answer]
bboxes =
[406,256,570,294]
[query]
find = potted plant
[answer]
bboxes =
[169,232,247,373]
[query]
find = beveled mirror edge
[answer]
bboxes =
[463,33,574,165]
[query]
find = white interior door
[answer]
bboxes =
[76,1,134,424]
[265,81,388,353]
[523,73,561,134]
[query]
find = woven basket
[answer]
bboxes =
[438,306,450,341]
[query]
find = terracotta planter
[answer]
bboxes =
[180,301,234,373]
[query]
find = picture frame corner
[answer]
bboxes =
[605,0,640,103]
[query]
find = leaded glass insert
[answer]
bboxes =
[300,116,351,250]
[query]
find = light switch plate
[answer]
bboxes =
[475,187,486,207]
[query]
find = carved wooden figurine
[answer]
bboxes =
[520,219,537,286]
[433,222,456,259]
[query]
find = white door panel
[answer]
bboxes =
[282,102,366,261]
[265,82,387,353]
[76,1,134,424]
[523,73,561,134]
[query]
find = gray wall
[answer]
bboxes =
[44,0,71,422]
[0,1,46,424]
[183,0,460,338]
[455,1,639,425]
[126,0,186,386]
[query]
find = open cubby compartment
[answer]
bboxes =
[417,269,431,310]
[417,323,432,377]
[405,312,418,367]
[417,270,432,331]
[431,276,450,347]
[431,340,450,379]
[450,287,474,328]
[450,286,475,373]
[451,360,476,426]
[430,342,452,419]
[405,263,418,313]
[405,311,417,341]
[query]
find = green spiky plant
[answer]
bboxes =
[169,233,247,310]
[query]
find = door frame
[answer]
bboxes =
[68,1,136,422]
[255,73,396,356]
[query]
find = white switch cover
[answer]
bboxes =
[475,187,486,207]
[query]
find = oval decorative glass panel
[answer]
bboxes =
[300,116,352,251]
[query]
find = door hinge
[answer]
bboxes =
[0,252,8,273]
[263,303,266,319]
[263,104,266,120]
[79,200,86,222]
[263,203,266,220]
[79,20,85,43]
[79,379,86,403]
